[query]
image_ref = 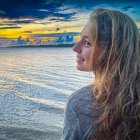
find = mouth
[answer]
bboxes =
[76,56,85,62]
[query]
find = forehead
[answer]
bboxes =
[80,23,89,38]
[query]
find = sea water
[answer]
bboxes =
[0,47,93,140]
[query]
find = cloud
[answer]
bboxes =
[48,12,77,21]
[122,6,133,11]
[0,26,21,30]
[122,5,136,13]
[0,0,139,22]
[0,18,52,27]
[0,19,37,29]
[0,0,75,20]
[122,6,136,13]
[0,0,139,35]
[38,9,49,12]
[24,30,32,33]
[49,12,76,22]
[55,27,60,31]
[0,23,15,26]
[11,19,36,24]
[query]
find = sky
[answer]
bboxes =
[0,0,140,46]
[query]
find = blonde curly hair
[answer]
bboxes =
[88,8,140,140]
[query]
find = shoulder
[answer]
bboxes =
[64,85,97,139]
[68,84,94,102]
[66,84,96,116]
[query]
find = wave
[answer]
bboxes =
[2,88,65,110]
[0,125,62,140]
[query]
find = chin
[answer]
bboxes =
[76,65,90,72]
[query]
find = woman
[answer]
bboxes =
[62,8,140,140]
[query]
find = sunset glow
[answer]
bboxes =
[0,0,140,46]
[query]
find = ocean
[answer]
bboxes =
[0,47,93,140]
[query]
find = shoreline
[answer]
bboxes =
[0,44,75,48]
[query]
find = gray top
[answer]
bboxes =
[61,85,97,140]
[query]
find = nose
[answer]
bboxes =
[72,42,81,53]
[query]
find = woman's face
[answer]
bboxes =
[72,24,92,71]
[73,24,103,72]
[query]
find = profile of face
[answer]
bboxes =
[72,23,103,72]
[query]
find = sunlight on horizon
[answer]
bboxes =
[0,0,140,47]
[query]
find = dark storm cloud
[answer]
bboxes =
[0,26,21,30]
[0,0,139,21]
[0,0,76,20]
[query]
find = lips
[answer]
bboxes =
[76,56,85,62]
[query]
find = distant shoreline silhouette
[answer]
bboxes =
[1,43,75,48]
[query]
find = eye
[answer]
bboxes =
[85,40,91,47]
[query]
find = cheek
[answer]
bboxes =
[84,49,92,63]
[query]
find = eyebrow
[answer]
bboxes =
[81,35,88,39]
[79,32,88,37]
[83,35,88,38]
